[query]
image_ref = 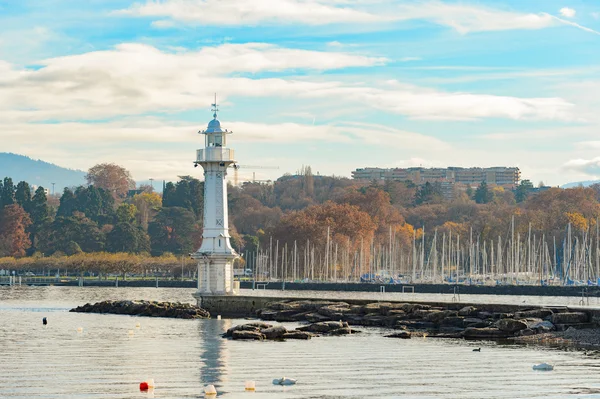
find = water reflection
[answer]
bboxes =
[198,319,232,387]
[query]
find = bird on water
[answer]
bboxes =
[43,317,47,325]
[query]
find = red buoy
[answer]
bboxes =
[139,382,149,391]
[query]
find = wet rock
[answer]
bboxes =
[463,318,489,328]
[297,321,349,334]
[395,320,436,330]
[498,313,515,319]
[402,303,431,313]
[552,312,588,324]
[305,312,331,323]
[258,310,279,320]
[225,322,271,337]
[283,331,313,340]
[463,327,510,339]
[386,331,411,339]
[328,327,353,335]
[232,330,265,340]
[441,316,466,328]
[458,306,477,317]
[361,313,387,326]
[477,311,494,320]
[413,309,437,319]
[70,300,210,319]
[496,318,528,333]
[261,325,288,340]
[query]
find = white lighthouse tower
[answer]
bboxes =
[191,97,238,303]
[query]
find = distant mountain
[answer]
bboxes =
[561,180,600,189]
[0,153,86,193]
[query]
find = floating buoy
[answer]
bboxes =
[217,315,221,320]
[272,377,296,386]
[140,382,149,391]
[533,363,554,371]
[77,327,83,333]
[136,322,141,328]
[204,384,217,395]
[244,380,255,391]
[42,317,47,325]
[128,330,134,336]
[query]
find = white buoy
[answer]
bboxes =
[533,363,554,371]
[128,330,134,336]
[204,384,217,395]
[146,378,155,388]
[77,327,83,333]
[217,315,221,320]
[244,380,255,391]
[136,322,141,328]
[272,377,296,386]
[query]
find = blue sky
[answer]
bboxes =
[1,0,599,186]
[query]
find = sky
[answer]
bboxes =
[1,0,600,187]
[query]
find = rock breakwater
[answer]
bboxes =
[255,299,594,341]
[70,300,210,319]
[223,320,357,341]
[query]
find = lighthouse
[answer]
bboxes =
[191,98,239,303]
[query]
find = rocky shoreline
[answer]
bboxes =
[70,300,210,319]
[251,299,597,342]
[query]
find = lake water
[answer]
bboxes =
[2,286,600,398]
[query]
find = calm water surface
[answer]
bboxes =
[1,286,600,398]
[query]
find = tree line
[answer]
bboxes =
[2,162,599,278]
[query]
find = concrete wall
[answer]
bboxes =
[239,281,600,297]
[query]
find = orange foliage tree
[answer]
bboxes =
[0,204,32,257]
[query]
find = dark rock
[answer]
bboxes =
[361,313,387,326]
[514,309,554,319]
[395,320,436,330]
[517,328,536,336]
[529,320,555,333]
[386,331,411,339]
[463,318,490,328]
[328,327,352,335]
[463,327,510,339]
[496,318,528,333]
[402,303,431,313]
[317,304,352,319]
[426,310,458,323]
[70,300,210,319]
[305,312,331,323]
[297,321,349,333]
[225,323,271,337]
[458,306,477,317]
[283,331,313,340]
[551,312,588,324]
[232,330,265,340]
[441,316,466,328]
[259,310,279,320]
[274,309,304,322]
[261,325,288,340]
[498,313,514,319]
[477,311,494,320]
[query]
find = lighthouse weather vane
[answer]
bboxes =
[211,93,218,119]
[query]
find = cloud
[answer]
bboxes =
[563,157,600,176]
[559,7,576,18]
[120,0,384,25]
[120,0,558,33]
[0,118,447,181]
[0,43,575,123]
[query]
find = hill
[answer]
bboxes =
[561,180,600,189]
[0,153,86,193]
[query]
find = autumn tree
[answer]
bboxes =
[0,204,32,257]
[86,163,135,200]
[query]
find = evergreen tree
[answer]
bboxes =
[414,182,443,205]
[515,180,534,203]
[27,187,49,253]
[474,182,492,204]
[1,177,15,207]
[57,188,77,217]
[148,206,198,255]
[106,222,150,253]
[15,181,32,212]
[162,182,177,207]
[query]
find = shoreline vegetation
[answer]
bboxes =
[5,165,600,288]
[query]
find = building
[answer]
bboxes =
[352,166,520,188]
[192,99,239,303]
